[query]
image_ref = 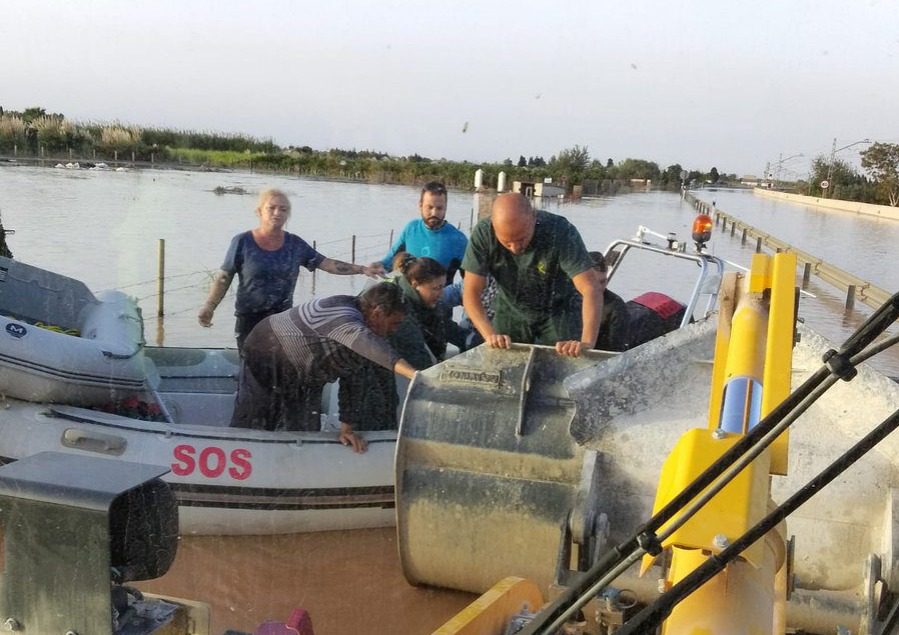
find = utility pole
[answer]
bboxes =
[825,137,837,198]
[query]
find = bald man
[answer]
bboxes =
[460,193,604,357]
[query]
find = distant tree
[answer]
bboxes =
[606,158,613,168]
[861,142,899,206]
[661,164,684,189]
[709,167,720,183]
[21,107,48,123]
[616,158,661,182]
[503,157,513,167]
[517,155,527,167]
[808,155,875,201]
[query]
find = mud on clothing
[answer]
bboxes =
[461,210,594,345]
[222,231,325,347]
[381,219,468,284]
[231,295,400,432]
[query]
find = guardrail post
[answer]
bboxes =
[846,285,856,311]
[730,221,736,236]
[756,237,763,253]
[802,262,812,287]
[351,235,356,263]
[741,228,747,245]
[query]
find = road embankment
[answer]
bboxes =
[753,188,899,221]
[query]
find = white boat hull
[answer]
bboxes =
[0,397,397,536]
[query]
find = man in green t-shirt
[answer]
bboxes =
[461,193,603,357]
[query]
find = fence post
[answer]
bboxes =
[756,237,763,253]
[312,240,317,294]
[157,239,165,317]
[730,221,736,237]
[846,285,856,311]
[802,262,812,287]
[388,229,394,249]
[741,228,747,245]
[351,235,356,263]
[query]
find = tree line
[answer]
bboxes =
[3,106,895,205]
[788,143,899,207]
[0,106,724,192]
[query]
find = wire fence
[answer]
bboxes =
[105,229,399,326]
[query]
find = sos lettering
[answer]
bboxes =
[171,445,252,480]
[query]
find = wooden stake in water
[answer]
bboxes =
[157,239,165,317]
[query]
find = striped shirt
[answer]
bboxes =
[268,295,399,383]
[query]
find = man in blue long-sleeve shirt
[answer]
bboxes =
[381,181,468,285]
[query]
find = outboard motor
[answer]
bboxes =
[0,452,186,635]
[626,292,688,348]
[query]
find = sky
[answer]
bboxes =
[2,0,898,177]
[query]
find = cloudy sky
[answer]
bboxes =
[3,0,897,176]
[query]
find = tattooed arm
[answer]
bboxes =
[319,258,385,277]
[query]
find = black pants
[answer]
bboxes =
[230,318,323,431]
[235,309,283,352]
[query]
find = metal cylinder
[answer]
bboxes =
[396,345,605,594]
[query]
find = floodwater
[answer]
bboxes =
[1,166,897,633]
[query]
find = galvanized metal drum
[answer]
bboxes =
[395,344,612,594]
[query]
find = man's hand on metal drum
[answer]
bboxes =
[485,333,512,349]
[555,340,583,357]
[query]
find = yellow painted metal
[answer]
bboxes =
[748,253,771,294]
[431,576,543,635]
[640,429,772,574]
[722,294,769,434]
[707,272,740,431]
[763,252,797,475]
[661,540,782,635]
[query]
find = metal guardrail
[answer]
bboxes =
[684,192,890,311]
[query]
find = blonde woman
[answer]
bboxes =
[199,189,383,349]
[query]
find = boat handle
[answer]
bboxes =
[61,428,127,456]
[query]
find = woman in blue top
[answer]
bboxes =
[198,189,384,350]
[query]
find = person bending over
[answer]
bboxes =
[460,193,603,357]
[341,257,467,431]
[231,283,415,454]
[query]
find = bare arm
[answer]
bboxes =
[393,358,416,380]
[462,273,510,349]
[198,270,235,327]
[319,257,385,278]
[555,268,604,356]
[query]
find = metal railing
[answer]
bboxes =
[684,192,890,310]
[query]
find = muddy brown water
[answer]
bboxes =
[136,527,474,634]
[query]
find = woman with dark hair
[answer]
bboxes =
[231,282,415,453]
[341,257,465,432]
